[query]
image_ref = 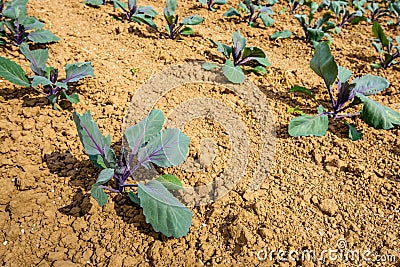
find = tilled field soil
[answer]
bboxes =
[0,0,399,266]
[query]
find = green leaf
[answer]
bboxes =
[270,30,292,40]
[64,62,95,83]
[138,180,192,238]
[222,59,245,84]
[125,109,164,155]
[210,39,232,58]
[223,7,240,17]
[337,66,352,83]
[214,0,227,4]
[73,110,113,158]
[91,184,108,207]
[31,75,52,87]
[259,13,274,27]
[132,14,158,31]
[356,93,400,130]
[344,121,362,141]
[289,85,317,102]
[164,0,177,24]
[180,26,193,35]
[310,42,338,89]
[372,21,389,47]
[56,82,68,90]
[89,154,107,169]
[19,42,48,76]
[232,30,246,57]
[127,191,140,205]
[247,66,267,74]
[350,74,389,97]
[0,56,30,87]
[202,62,219,70]
[288,114,329,137]
[84,0,104,6]
[27,30,60,44]
[198,0,207,5]
[156,174,183,190]
[96,168,115,184]
[181,15,204,25]
[21,16,44,30]
[242,46,265,59]
[65,93,80,104]
[138,128,190,168]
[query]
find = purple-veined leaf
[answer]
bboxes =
[164,0,177,25]
[27,30,60,44]
[125,109,164,155]
[3,0,27,19]
[232,31,246,60]
[128,0,137,11]
[132,14,158,30]
[289,85,317,102]
[240,46,269,66]
[73,111,115,168]
[350,74,389,98]
[19,43,48,76]
[138,180,192,238]
[64,62,94,83]
[137,128,190,168]
[62,92,80,104]
[310,42,338,89]
[0,56,29,87]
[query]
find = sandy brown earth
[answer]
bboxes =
[0,0,399,266]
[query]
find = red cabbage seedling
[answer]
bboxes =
[327,1,366,32]
[202,30,270,84]
[0,43,94,108]
[294,2,335,47]
[371,21,399,69]
[223,0,276,27]
[198,0,227,12]
[73,109,192,238]
[0,0,60,46]
[388,1,399,27]
[288,42,399,140]
[113,0,157,24]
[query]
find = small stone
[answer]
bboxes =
[319,199,338,216]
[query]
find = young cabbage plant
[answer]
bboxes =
[366,2,391,22]
[387,1,399,27]
[0,0,60,46]
[288,42,399,140]
[328,0,366,32]
[138,0,203,39]
[371,21,399,69]
[84,0,124,8]
[294,3,335,47]
[0,43,94,108]
[223,0,276,28]
[202,30,270,84]
[113,0,157,23]
[198,0,226,12]
[73,109,192,238]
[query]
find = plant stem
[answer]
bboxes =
[333,112,360,119]
[99,186,120,193]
